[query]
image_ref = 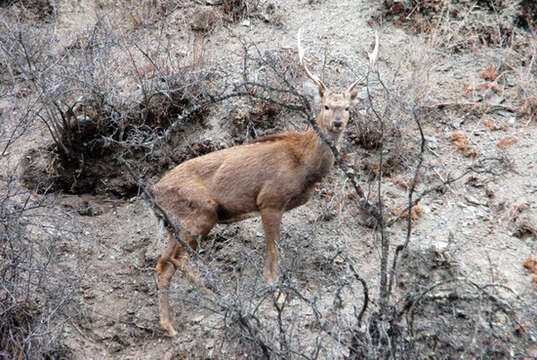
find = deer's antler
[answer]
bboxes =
[297,29,328,94]
[345,31,379,94]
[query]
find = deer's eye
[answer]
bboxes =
[345,107,349,112]
[324,105,329,110]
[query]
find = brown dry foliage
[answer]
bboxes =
[478,81,501,92]
[461,83,474,98]
[392,176,409,190]
[523,256,537,274]
[361,154,405,179]
[378,0,532,50]
[484,120,500,131]
[496,136,518,149]
[449,132,478,157]
[481,64,499,81]
[392,202,424,222]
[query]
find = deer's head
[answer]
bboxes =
[298,30,377,142]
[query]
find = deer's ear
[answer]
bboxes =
[347,86,366,105]
[350,88,360,101]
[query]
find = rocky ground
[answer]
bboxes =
[1,0,537,359]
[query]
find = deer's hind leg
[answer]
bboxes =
[156,200,217,336]
[156,237,179,336]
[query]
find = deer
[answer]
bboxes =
[150,30,379,336]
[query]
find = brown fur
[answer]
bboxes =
[150,32,368,336]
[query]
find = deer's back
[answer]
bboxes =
[152,131,331,222]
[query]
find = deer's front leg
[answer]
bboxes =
[260,208,282,285]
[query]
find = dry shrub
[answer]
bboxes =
[517,0,537,30]
[1,139,80,359]
[0,15,218,196]
[220,0,260,23]
[20,69,213,196]
[228,100,283,143]
[362,154,405,179]
[218,0,281,25]
[394,248,537,359]
[348,122,383,150]
[0,0,54,21]
[378,0,526,50]
[190,8,219,33]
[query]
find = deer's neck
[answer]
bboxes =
[300,128,337,183]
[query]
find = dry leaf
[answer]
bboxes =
[523,256,537,274]
[449,132,477,157]
[392,203,424,221]
[449,132,468,148]
[481,64,498,81]
[393,177,409,190]
[484,120,499,131]
[496,136,518,149]
[461,83,473,98]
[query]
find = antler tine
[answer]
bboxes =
[346,79,361,94]
[297,29,327,93]
[346,31,379,94]
[368,31,379,71]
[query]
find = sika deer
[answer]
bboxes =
[150,30,379,336]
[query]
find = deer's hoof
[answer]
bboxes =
[161,322,178,337]
[167,327,178,337]
[263,266,278,286]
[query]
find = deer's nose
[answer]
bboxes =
[333,119,343,128]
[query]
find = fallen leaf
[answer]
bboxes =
[481,64,498,81]
[484,120,499,131]
[523,256,537,274]
[496,136,518,149]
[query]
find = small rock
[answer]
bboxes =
[507,116,517,126]
[191,314,205,323]
[497,110,515,118]
[464,194,487,207]
[485,92,504,106]
[425,136,439,149]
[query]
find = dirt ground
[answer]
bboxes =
[2,0,537,359]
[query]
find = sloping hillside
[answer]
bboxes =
[1,0,536,358]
